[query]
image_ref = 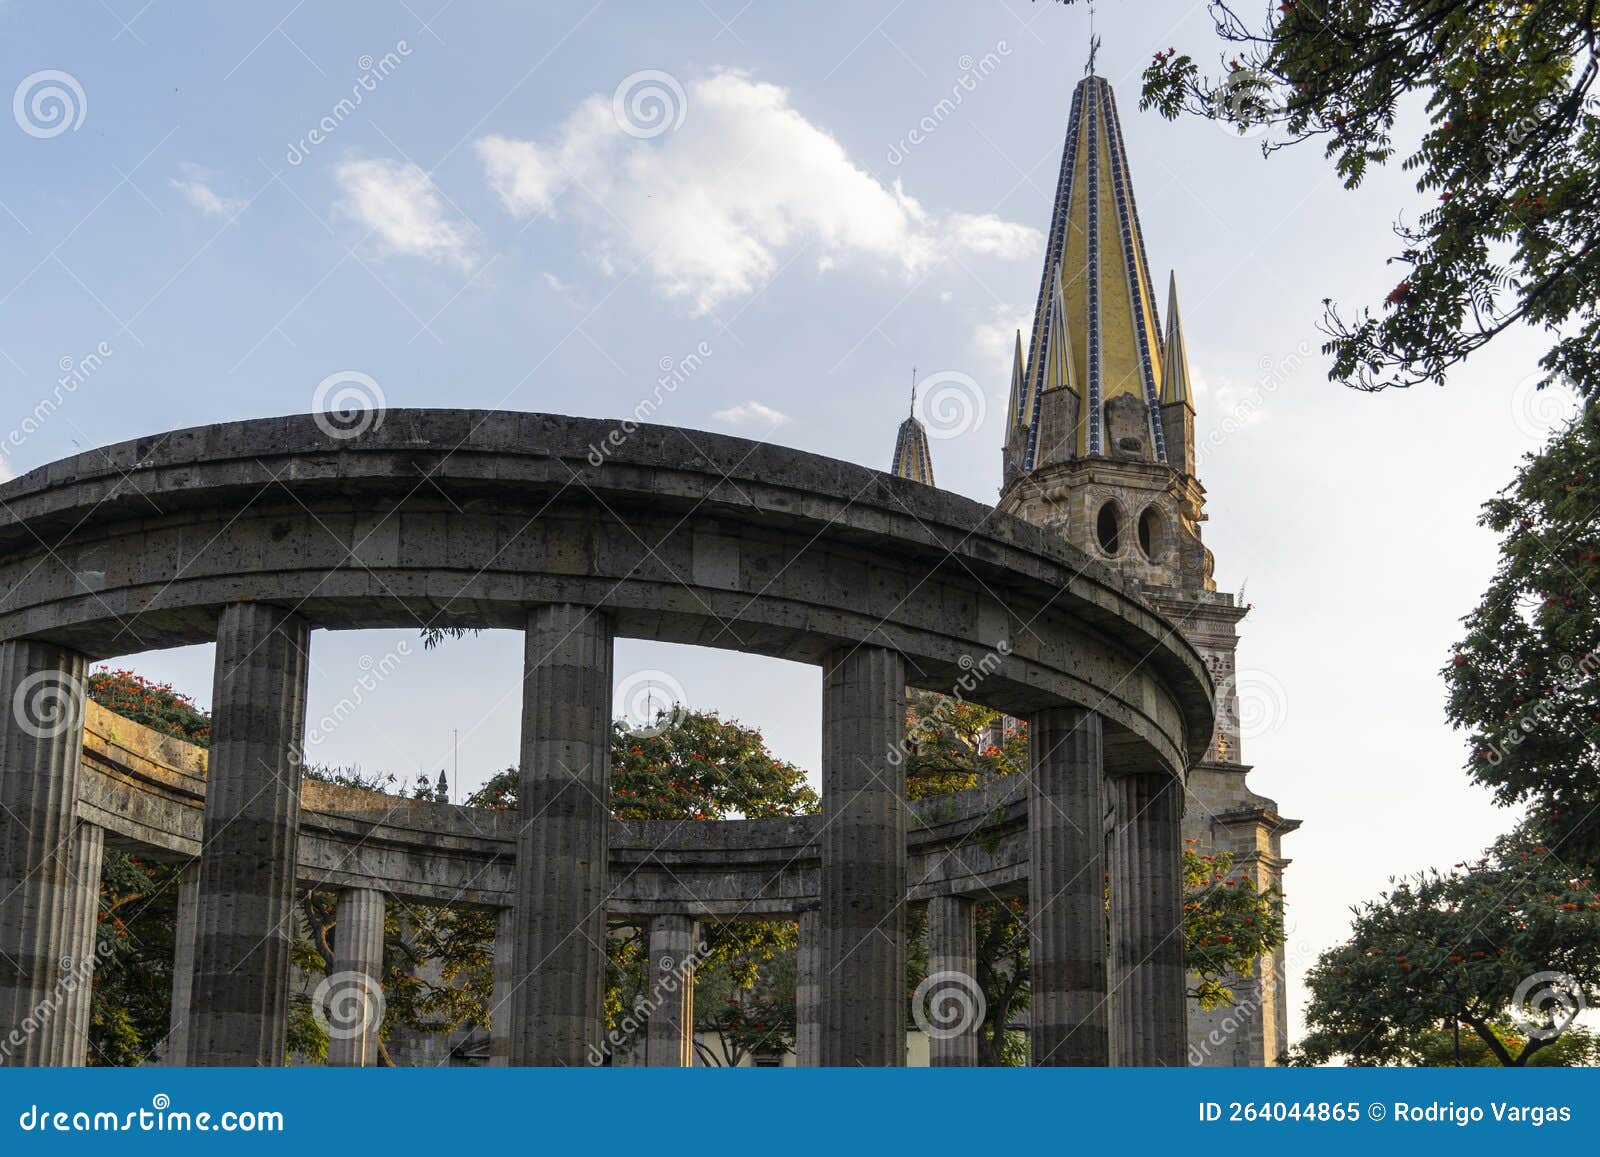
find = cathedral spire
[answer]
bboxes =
[1161,271,1193,406]
[1016,73,1166,470]
[891,370,935,486]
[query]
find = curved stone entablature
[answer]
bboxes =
[0,411,1210,774]
[78,700,1028,916]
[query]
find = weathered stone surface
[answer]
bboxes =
[164,865,199,1066]
[925,894,978,1066]
[0,640,89,1067]
[0,412,1211,776]
[327,888,385,1067]
[794,906,820,1067]
[186,603,309,1066]
[512,605,613,1066]
[645,914,696,1067]
[1110,771,1187,1066]
[821,645,906,1067]
[1029,707,1109,1066]
[60,821,104,1066]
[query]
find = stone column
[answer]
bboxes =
[164,865,200,1066]
[1110,770,1187,1066]
[925,894,979,1066]
[1028,706,1110,1066]
[490,907,515,1066]
[186,603,310,1066]
[325,888,385,1067]
[60,821,105,1066]
[794,906,821,1066]
[513,604,613,1066]
[645,914,696,1067]
[820,645,906,1067]
[0,640,89,1067]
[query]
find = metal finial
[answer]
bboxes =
[909,365,918,417]
[1086,3,1100,76]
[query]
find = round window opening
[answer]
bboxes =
[1137,505,1165,561]
[1095,501,1121,556]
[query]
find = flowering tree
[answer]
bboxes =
[1289,825,1600,1066]
[1445,407,1600,869]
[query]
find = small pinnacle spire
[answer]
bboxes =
[909,365,918,418]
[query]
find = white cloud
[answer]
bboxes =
[477,71,1040,313]
[972,303,1032,381]
[334,158,475,267]
[170,164,244,218]
[712,400,791,426]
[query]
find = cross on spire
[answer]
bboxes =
[1086,2,1100,76]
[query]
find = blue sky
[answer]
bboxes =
[2,1,1580,1040]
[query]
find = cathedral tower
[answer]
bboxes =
[999,71,1297,1067]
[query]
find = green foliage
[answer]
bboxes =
[904,689,1029,798]
[1117,0,1600,396]
[1289,823,1600,1066]
[1185,841,1287,1010]
[1445,404,1600,868]
[88,667,211,746]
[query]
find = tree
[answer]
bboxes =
[1289,823,1600,1066]
[1053,0,1600,397]
[464,709,817,1060]
[1444,405,1600,870]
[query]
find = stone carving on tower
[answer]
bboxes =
[995,71,1299,1067]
